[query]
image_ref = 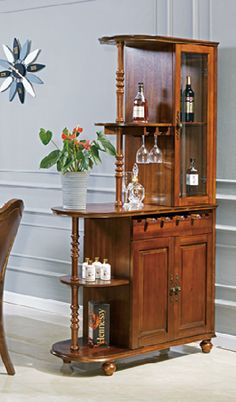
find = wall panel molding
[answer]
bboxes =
[167,0,173,36]
[0,180,115,194]
[192,0,199,38]
[11,252,70,266]
[0,0,95,14]
[8,264,62,278]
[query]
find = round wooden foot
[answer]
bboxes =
[200,339,213,353]
[102,361,116,376]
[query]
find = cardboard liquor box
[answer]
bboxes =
[88,301,110,347]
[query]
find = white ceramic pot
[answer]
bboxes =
[61,171,89,210]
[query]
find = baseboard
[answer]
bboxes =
[214,332,236,351]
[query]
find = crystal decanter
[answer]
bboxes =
[127,163,145,209]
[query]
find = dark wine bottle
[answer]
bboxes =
[184,76,194,122]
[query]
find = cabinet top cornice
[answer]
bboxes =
[99,34,219,47]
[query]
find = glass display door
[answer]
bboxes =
[174,44,215,206]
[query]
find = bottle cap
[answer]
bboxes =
[85,257,90,262]
[186,76,191,85]
[103,258,108,263]
[94,257,100,261]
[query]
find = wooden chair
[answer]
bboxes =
[0,199,24,375]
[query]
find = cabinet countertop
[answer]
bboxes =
[52,203,217,218]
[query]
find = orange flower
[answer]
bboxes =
[73,126,83,135]
[83,140,91,150]
[61,132,77,140]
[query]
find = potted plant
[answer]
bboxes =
[39,125,116,209]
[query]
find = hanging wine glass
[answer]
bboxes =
[122,171,133,207]
[136,135,150,164]
[149,134,162,163]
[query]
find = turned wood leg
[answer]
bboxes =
[0,321,15,375]
[102,361,116,376]
[200,339,213,353]
[70,217,80,352]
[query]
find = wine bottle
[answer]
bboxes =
[132,82,148,123]
[186,158,199,195]
[184,76,194,122]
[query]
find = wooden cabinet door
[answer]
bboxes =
[174,233,214,339]
[131,237,174,348]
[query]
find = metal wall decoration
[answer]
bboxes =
[0,38,45,103]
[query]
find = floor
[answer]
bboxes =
[0,303,236,402]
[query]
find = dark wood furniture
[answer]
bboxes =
[51,35,218,375]
[0,199,24,375]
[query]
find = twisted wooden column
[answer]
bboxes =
[70,217,79,351]
[116,42,124,123]
[115,41,124,206]
[115,127,123,207]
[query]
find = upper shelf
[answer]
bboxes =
[95,122,206,135]
[99,35,219,48]
[95,122,174,135]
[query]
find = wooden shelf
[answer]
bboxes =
[52,203,216,219]
[99,34,219,47]
[60,276,129,287]
[51,332,215,363]
[95,122,174,135]
[181,122,206,126]
[95,122,173,127]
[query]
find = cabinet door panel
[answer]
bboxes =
[175,234,213,338]
[131,237,173,348]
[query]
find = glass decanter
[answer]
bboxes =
[128,163,145,209]
[122,170,133,208]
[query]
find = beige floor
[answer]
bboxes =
[0,303,236,402]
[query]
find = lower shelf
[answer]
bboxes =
[51,333,215,363]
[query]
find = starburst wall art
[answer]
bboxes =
[0,38,45,103]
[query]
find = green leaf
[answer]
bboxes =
[39,128,53,145]
[96,131,116,156]
[90,144,102,164]
[40,150,60,169]
[62,127,69,135]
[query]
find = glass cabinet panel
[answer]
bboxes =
[180,52,208,198]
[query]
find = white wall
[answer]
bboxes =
[0,0,235,334]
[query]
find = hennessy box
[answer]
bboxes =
[88,301,110,347]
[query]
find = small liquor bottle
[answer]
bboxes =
[82,257,89,279]
[101,259,111,281]
[184,76,194,122]
[133,82,148,123]
[186,158,199,195]
[85,260,96,282]
[93,257,102,280]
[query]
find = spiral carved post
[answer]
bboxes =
[70,217,79,351]
[116,42,124,123]
[115,127,123,207]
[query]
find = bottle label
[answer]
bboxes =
[101,264,111,281]
[185,97,194,113]
[186,174,199,186]
[86,265,95,281]
[133,105,145,119]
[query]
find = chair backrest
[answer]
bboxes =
[0,200,24,289]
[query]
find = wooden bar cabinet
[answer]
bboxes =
[51,35,218,375]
